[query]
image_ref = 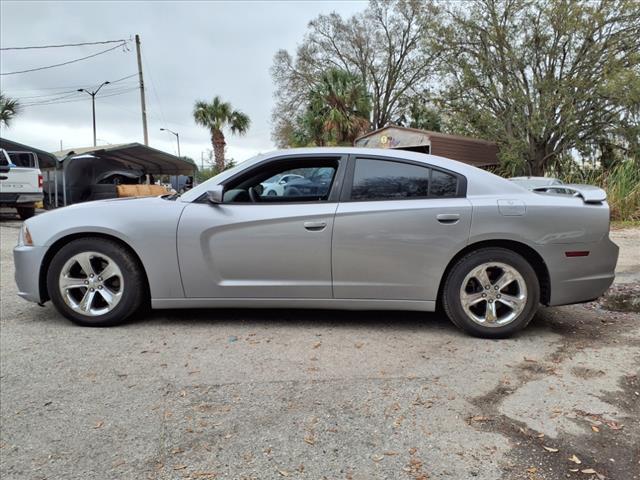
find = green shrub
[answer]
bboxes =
[557,161,640,221]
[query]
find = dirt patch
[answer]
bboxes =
[596,283,640,313]
[571,367,606,380]
[467,306,640,479]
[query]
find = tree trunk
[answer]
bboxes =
[211,129,226,172]
[527,141,548,176]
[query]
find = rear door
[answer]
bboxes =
[332,156,472,301]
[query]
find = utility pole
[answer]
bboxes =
[78,81,110,147]
[135,34,149,145]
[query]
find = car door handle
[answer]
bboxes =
[303,221,327,231]
[0,176,8,180]
[436,213,460,224]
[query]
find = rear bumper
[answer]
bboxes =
[0,192,43,205]
[540,236,619,307]
[13,245,47,303]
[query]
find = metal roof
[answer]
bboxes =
[0,137,59,169]
[52,143,196,175]
[354,125,498,147]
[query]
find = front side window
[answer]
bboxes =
[223,157,339,203]
[351,159,431,201]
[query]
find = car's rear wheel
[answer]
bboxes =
[442,247,540,338]
[47,238,144,327]
[17,205,35,220]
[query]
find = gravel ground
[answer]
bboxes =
[1,214,638,480]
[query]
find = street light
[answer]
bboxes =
[160,128,181,157]
[78,81,110,147]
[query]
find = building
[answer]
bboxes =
[354,125,499,168]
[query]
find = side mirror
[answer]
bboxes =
[0,164,10,173]
[207,185,224,204]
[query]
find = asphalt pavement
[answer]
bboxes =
[1,214,638,480]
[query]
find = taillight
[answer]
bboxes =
[565,251,590,258]
[38,174,43,189]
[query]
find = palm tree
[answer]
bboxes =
[0,92,20,128]
[193,96,250,171]
[307,68,371,145]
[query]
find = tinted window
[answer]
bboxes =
[224,158,339,203]
[430,169,458,197]
[351,159,430,201]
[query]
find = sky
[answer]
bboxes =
[0,0,367,165]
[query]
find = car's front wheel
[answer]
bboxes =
[47,238,145,327]
[442,247,540,338]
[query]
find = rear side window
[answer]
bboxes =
[351,159,430,201]
[430,169,458,197]
[350,158,460,201]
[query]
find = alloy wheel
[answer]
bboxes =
[58,251,124,317]
[459,262,527,327]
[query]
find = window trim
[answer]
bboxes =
[196,153,348,205]
[340,154,467,203]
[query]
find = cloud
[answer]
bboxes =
[1,0,366,162]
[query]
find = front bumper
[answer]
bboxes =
[13,245,47,303]
[540,236,619,307]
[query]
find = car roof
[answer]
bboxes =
[181,147,524,202]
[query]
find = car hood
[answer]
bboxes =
[24,196,186,247]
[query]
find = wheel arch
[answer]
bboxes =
[436,239,551,308]
[39,232,150,304]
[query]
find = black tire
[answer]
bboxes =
[442,247,540,338]
[47,237,145,327]
[17,205,36,220]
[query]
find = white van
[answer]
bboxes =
[0,148,43,219]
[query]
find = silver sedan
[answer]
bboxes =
[13,148,619,338]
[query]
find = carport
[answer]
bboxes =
[47,143,197,207]
[0,137,59,168]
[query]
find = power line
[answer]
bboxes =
[1,39,129,51]
[13,89,80,100]
[8,74,139,100]
[0,42,128,76]
[141,50,168,127]
[110,73,138,84]
[21,87,138,107]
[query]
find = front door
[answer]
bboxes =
[177,155,345,299]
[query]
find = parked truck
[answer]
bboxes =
[0,148,43,219]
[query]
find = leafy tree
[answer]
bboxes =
[290,68,371,146]
[0,92,20,128]
[395,98,442,132]
[195,160,237,183]
[433,0,640,175]
[271,0,441,147]
[193,96,250,172]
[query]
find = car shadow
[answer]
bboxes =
[138,307,472,337]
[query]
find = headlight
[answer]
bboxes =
[18,225,33,246]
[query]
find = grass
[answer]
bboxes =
[558,160,640,222]
[611,220,640,229]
